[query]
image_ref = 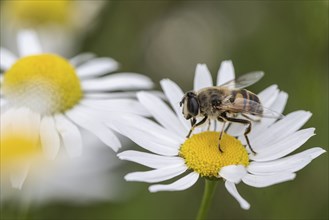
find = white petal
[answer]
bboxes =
[257,85,279,108]
[40,116,61,159]
[149,172,199,192]
[12,108,32,132]
[251,128,315,161]
[0,108,15,133]
[84,92,141,99]
[82,73,153,91]
[225,181,250,210]
[248,91,288,140]
[7,108,41,142]
[111,114,184,143]
[194,64,213,90]
[242,173,296,188]
[248,147,326,175]
[17,30,42,57]
[217,60,235,86]
[268,91,288,114]
[10,163,30,189]
[124,164,187,183]
[69,52,96,66]
[54,114,82,158]
[137,92,187,137]
[76,57,119,79]
[118,150,185,169]
[0,47,17,70]
[28,111,41,140]
[219,165,247,184]
[81,98,150,116]
[304,147,326,159]
[83,90,165,99]
[1,108,20,134]
[83,91,136,99]
[65,106,121,151]
[160,79,190,131]
[6,108,29,134]
[252,111,312,147]
[111,121,179,156]
[149,91,167,100]
[0,98,7,107]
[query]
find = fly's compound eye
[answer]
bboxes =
[187,95,199,117]
[181,92,199,119]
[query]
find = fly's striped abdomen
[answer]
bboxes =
[235,89,263,115]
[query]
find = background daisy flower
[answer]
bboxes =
[1,108,127,204]
[0,30,153,188]
[115,60,325,213]
[0,0,106,56]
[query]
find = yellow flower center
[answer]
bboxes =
[179,131,249,178]
[0,133,41,170]
[5,0,72,26]
[2,54,82,114]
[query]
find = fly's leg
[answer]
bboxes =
[217,120,226,153]
[221,114,257,155]
[207,120,211,131]
[242,113,261,122]
[190,118,197,127]
[243,121,255,154]
[186,116,208,138]
[187,118,196,138]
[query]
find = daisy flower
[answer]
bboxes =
[0,30,152,188]
[1,108,126,204]
[0,0,106,56]
[115,60,325,212]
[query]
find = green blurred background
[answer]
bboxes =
[2,1,328,219]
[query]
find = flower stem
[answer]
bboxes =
[196,179,218,220]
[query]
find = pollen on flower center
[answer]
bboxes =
[2,54,82,114]
[179,131,249,178]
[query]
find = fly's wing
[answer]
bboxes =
[219,98,284,119]
[219,71,264,89]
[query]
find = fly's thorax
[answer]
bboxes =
[197,87,228,117]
